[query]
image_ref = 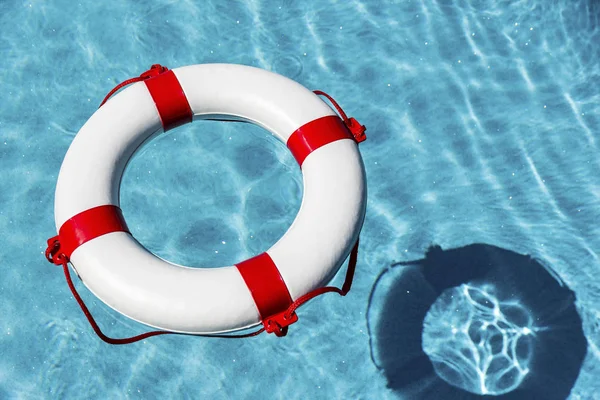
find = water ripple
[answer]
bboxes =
[2,0,600,398]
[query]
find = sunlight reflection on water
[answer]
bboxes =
[422,283,535,395]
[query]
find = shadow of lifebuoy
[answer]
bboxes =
[366,244,586,400]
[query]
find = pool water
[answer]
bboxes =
[1,0,599,398]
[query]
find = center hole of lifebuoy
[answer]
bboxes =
[119,120,302,267]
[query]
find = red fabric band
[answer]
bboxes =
[144,70,193,131]
[286,115,355,166]
[58,205,129,258]
[236,253,294,321]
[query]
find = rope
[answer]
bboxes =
[262,240,359,336]
[44,69,365,343]
[45,237,357,343]
[313,90,367,143]
[98,64,169,107]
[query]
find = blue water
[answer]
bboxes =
[1,0,599,398]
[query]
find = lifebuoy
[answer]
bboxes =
[46,64,367,337]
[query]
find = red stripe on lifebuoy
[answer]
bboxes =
[236,253,293,321]
[58,205,129,258]
[144,70,193,131]
[287,115,355,166]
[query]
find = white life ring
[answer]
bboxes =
[49,63,367,335]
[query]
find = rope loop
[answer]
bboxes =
[43,237,265,344]
[46,67,364,343]
[43,237,359,342]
